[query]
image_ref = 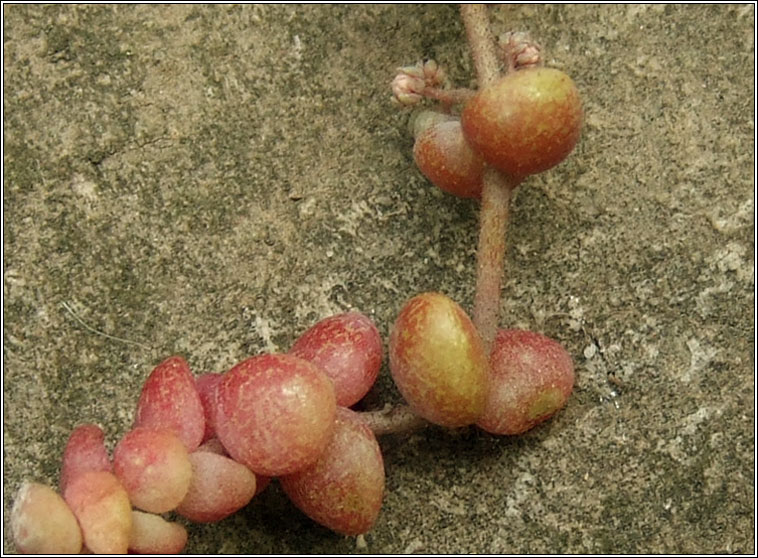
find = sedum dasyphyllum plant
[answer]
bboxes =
[11,5,582,554]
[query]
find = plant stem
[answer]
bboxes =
[421,86,476,106]
[365,6,519,437]
[473,170,517,356]
[460,4,519,356]
[359,404,428,436]
[460,4,500,87]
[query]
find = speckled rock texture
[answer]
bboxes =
[3,4,754,554]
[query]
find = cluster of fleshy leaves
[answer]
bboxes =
[12,302,574,554]
[12,20,583,555]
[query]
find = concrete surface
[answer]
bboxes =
[3,4,754,554]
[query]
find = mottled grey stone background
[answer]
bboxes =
[3,4,754,554]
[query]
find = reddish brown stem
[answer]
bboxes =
[461,4,518,356]
[367,6,519,437]
[460,5,501,87]
[359,405,428,436]
[421,86,476,106]
[473,170,519,356]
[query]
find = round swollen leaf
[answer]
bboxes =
[176,451,257,523]
[112,427,192,514]
[215,353,337,476]
[12,482,83,554]
[477,329,575,435]
[389,292,488,427]
[290,312,383,407]
[60,423,111,494]
[461,67,582,179]
[63,471,132,554]
[135,356,205,452]
[280,407,385,536]
[413,119,485,199]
